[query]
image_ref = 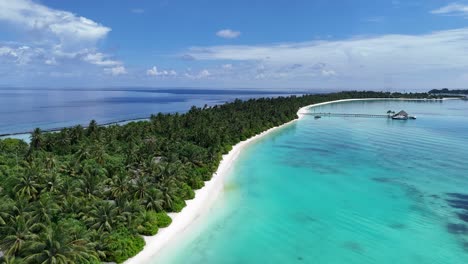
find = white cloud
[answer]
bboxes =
[321,69,337,77]
[0,45,44,65]
[45,58,57,65]
[147,67,158,76]
[0,0,110,47]
[222,64,233,69]
[431,3,468,16]
[216,29,241,39]
[146,66,177,76]
[187,28,468,77]
[82,52,121,66]
[199,69,211,78]
[104,66,127,76]
[178,27,468,88]
[0,0,126,79]
[184,69,211,79]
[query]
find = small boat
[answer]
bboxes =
[409,116,416,120]
[314,115,321,119]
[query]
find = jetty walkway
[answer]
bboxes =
[303,113,390,118]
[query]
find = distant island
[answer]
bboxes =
[0,91,439,263]
[429,88,468,95]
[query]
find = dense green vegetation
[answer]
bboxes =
[0,91,430,263]
[429,88,468,95]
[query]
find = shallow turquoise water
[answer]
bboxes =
[156,99,468,264]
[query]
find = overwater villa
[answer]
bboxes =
[392,110,416,120]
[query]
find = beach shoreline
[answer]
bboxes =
[123,104,311,264]
[124,97,456,264]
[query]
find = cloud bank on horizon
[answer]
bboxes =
[1,0,468,90]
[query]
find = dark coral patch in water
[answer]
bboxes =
[447,193,468,200]
[388,223,406,229]
[447,223,468,234]
[371,177,393,183]
[293,213,317,224]
[457,212,468,223]
[342,241,364,253]
[462,242,468,252]
[447,199,468,210]
[444,193,468,223]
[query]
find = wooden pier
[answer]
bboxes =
[303,112,390,118]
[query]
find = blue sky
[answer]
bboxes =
[1,0,468,90]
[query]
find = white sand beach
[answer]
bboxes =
[123,103,312,264]
[124,97,455,264]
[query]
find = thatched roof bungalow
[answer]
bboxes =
[394,110,408,117]
[392,110,409,120]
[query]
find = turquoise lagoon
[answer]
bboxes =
[156,99,468,264]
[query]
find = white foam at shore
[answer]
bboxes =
[124,97,455,264]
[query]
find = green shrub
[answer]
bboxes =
[194,166,212,182]
[171,197,186,212]
[189,175,205,190]
[136,211,172,235]
[137,211,159,236]
[156,212,172,228]
[222,144,232,154]
[137,223,158,236]
[104,228,145,263]
[179,183,195,200]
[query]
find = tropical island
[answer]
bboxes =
[429,88,468,95]
[0,91,438,263]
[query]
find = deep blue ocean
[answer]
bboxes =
[0,87,303,137]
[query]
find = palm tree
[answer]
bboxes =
[86,120,98,137]
[1,256,23,264]
[158,178,178,210]
[108,172,130,200]
[44,153,57,170]
[124,143,139,165]
[0,211,8,225]
[30,128,43,150]
[0,198,14,226]
[29,199,59,225]
[78,164,106,199]
[118,200,143,229]
[91,142,106,165]
[153,161,185,183]
[0,215,40,257]
[86,230,107,260]
[57,129,71,151]
[69,125,84,144]
[132,177,149,200]
[74,145,91,162]
[14,174,40,201]
[56,180,78,201]
[84,202,121,233]
[42,172,63,194]
[59,197,84,219]
[142,188,164,212]
[24,226,98,264]
[8,198,30,219]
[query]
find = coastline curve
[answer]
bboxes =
[124,97,456,264]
